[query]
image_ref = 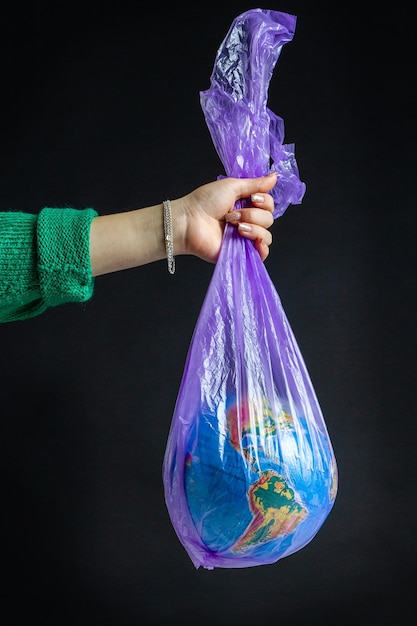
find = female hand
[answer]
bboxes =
[174,172,277,263]
[90,173,277,276]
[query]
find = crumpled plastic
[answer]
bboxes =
[162,8,338,570]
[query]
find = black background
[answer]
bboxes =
[1,2,415,624]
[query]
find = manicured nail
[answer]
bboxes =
[226,211,241,222]
[251,193,264,203]
[238,223,252,232]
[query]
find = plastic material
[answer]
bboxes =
[163,8,338,570]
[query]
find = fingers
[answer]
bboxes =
[225,205,274,263]
[225,207,273,229]
[248,191,275,220]
[225,190,274,229]
[224,179,275,262]
[237,222,272,246]
[234,224,272,262]
[255,237,271,262]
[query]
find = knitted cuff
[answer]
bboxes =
[37,207,98,308]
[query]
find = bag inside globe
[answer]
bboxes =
[162,8,338,570]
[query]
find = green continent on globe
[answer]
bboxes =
[231,469,308,552]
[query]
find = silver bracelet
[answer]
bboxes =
[163,199,175,275]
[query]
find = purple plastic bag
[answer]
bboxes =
[163,8,338,570]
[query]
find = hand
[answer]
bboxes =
[173,172,277,263]
[90,173,277,277]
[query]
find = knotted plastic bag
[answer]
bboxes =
[163,8,338,570]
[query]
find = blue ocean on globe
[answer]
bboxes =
[184,395,337,563]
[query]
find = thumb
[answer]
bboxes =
[237,172,278,197]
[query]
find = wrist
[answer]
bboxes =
[169,198,188,257]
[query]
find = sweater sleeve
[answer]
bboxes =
[0,207,98,323]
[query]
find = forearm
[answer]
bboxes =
[89,201,187,277]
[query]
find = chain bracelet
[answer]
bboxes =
[163,200,175,275]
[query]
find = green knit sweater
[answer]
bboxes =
[0,207,98,323]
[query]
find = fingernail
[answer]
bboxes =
[226,211,241,222]
[267,171,277,177]
[251,193,264,203]
[238,223,252,232]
